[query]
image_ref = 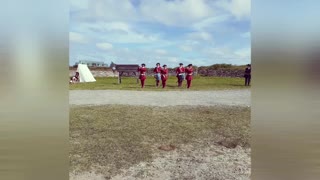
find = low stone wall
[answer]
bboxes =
[69,67,246,78]
[198,69,245,77]
[70,69,118,77]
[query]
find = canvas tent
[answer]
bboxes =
[76,64,96,82]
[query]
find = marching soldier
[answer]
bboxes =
[161,64,169,88]
[185,64,194,89]
[153,63,161,87]
[244,64,251,86]
[138,63,147,88]
[175,63,185,87]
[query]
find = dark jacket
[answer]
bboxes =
[244,68,251,77]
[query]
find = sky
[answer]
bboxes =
[70,0,251,67]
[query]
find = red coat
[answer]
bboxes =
[138,67,147,80]
[185,67,193,81]
[161,68,168,81]
[176,67,185,77]
[153,66,161,73]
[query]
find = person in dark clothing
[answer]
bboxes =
[70,72,80,84]
[153,63,161,87]
[244,64,251,86]
[175,63,185,87]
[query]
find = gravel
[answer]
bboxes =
[69,89,250,107]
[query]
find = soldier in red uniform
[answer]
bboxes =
[175,63,185,87]
[160,64,169,88]
[185,64,194,89]
[153,63,161,87]
[138,63,147,88]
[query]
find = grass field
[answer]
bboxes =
[69,76,249,90]
[70,105,250,177]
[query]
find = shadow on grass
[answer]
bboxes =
[229,84,251,87]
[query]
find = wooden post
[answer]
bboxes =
[118,72,120,84]
[136,72,139,83]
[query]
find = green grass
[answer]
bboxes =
[69,76,249,90]
[70,105,250,176]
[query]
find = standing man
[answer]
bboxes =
[161,64,169,88]
[138,63,147,88]
[153,63,161,87]
[244,64,251,86]
[175,63,185,87]
[185,64,194,89]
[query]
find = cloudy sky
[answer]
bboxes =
[70,0,250,67]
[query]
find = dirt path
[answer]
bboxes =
[69,89,250,107]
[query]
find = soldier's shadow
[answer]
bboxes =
[230,84,249,87]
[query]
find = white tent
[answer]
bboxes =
[76,64,96,82]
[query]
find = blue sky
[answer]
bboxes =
[70,0,250,67]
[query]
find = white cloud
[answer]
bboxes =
[85,21,131,33]
[102,32,159,44]
[192,15,231,30]
[139,0,213,26]
[69,1,251,66]
[69,32,87,44]
[203,46,251,63]
[234,48,251,58]
[80,21,161,44]
[72,0,137,22]
[217,0,251,20]
[70,0,89,12]
[96,42,113,50]
[180,45,193,52]
[155,49,167,55]
[168,57,179,63]
[92,0,136,20]
[187,31,213,41]
[241,31,251,38]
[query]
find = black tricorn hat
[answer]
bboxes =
[162,64,167,67]
[179,63,183,65]
[188,64,192,67]
[156,62,160,65]
[247,64,251,66]
[141,63,146,66]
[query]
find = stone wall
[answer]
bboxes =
[69,67,246,78]
[197,69,245,77]
[70,69,118,77]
